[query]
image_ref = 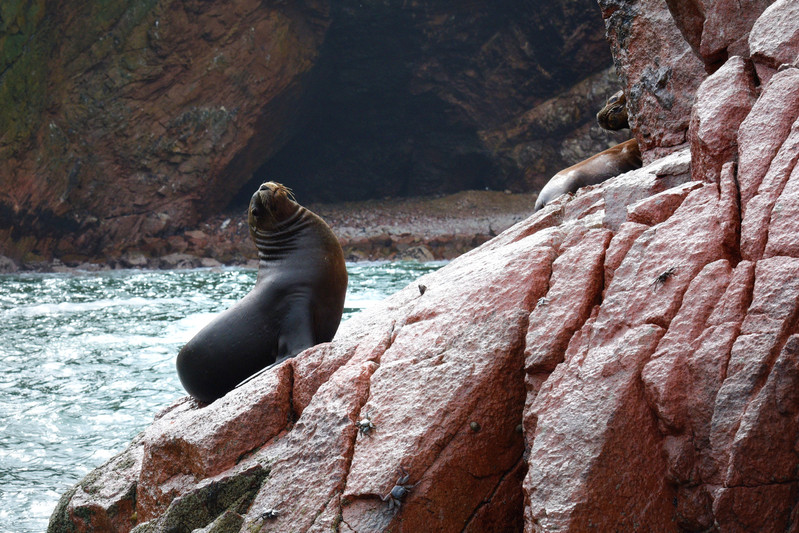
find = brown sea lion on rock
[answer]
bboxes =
[534,90,642,211]
[533,138,642,211]
[176,182,348,404]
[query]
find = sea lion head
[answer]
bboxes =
[596,90,629,131]
[248,181,298,235]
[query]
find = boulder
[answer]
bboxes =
[598,0,707,162]
[664,0,777,72]
[736,68,799,209]
[749,0,799,84]
[699,0,776,68]
[689,56,757,183]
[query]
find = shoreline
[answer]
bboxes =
[0,190,538,273]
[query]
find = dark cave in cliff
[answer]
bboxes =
[233,1,502,210]
[229,0,614,211]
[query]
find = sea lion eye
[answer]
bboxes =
[251,205,261,217]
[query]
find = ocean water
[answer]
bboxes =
[0,262,443,533]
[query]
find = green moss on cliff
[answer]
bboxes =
[0,0,161,156]
[0,0,48,152]
[0,0,46,71]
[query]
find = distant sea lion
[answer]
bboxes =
[596,90,630,131]
[534,138,642,211]
[534,90,642,211]
[176,182,348,404]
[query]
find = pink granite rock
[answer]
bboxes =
[707,257,799,473]
[700,0,775,67]
[49,437,144,532]
[526,322,673,530]
[749,0,799,84]
[706,258,799,531]
[136,364,292,521]
[338,228,556,532]
[598,0,707,161]
[740,114,799,260]
[663,0,705,56]
[240,357,378,532]
[764,155,799,258]
[665,0,775,72]
[640,258,755,528]
[689,56,757,183]
[737,68,799,209]
[626,180,704,225]
[603,221,648,290]
[522,162,740,531]
[524,227,612,373]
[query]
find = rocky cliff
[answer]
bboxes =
[0,0,620,266]
[48,0,799,531]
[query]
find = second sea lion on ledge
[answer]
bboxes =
[533,138,642,211]
[176,181,348,404]
[534,90,641,211]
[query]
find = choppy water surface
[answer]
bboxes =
[0,262,443,532]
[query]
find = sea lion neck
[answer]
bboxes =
[250,207,314,263]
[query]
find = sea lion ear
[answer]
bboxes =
[608,90,625,105]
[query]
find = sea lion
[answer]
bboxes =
[596,90,630,131]
[533,138,642,211]
[176,181,348,404]
[534,89,642,211]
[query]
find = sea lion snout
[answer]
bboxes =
[249,191,263,216]
[248,191,270,229]
[249,187,270,215]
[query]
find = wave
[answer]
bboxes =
[3,297,192,318]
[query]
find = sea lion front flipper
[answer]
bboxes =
[277,300,316,361]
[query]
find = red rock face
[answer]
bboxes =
[598,0,707,162]
[689,56,758,184]
[749,0,799,84]
[0,0,331,265]
[664,0,777,72]
[48,2,799,532]
[1,0,618,266]
[700,0,776,67]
